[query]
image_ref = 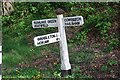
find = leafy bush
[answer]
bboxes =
[107,60,118,66]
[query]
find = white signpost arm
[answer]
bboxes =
[56,8,71,77]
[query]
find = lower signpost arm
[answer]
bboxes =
[56,8,72,77]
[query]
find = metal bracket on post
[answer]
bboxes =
[55,8,72,77]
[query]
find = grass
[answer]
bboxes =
[3,53,22,68]
[3,68,42,79]
[2,37,61,78]
[2,35,119,78]
[2,38,94,78]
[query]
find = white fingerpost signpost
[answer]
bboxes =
[32,8,84,77]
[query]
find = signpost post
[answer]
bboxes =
[32,8,84,77]
[55,8,71,77]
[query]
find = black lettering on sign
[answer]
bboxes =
[37,42,40,45]
[41,41,44,44]
[37,36,49,41]
[41,20,46,23]
[74,18,81,21]
[37,41,44,45]
[56,34,58,37]
[64,19,67,22]
[37,37,43,41]
[64,17,81,22]
[71,22,80,25]
[78,18,81,21]
[37,40,49,45]
[64,18,75,22]
[40,24,48,28]
[34,24,48,28]
[44,40,49,43]
[65,22,70,25]
[42,36,48,40]
[47,36,50,39]
[34,25,40,27]
[50,34,56,38]
[34,21,40,24]
[48,20,56,23]
[34,20,46,24]
[56,38,60,41]
[65,22,80,26]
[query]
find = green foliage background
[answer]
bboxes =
[2,2,120,78]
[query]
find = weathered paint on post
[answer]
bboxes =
[56,8,71,77]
